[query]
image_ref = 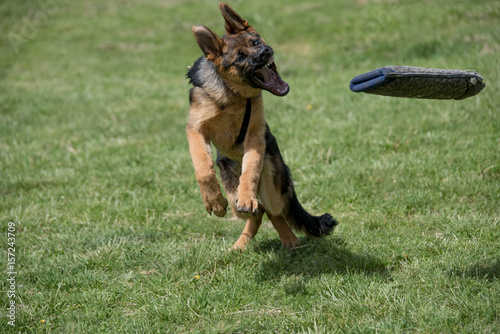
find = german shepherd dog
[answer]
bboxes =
[186,2,337,250]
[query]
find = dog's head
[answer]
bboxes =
[192,2,289,97]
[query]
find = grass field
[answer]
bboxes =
[1,0,499,332]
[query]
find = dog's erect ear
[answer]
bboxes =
[219,2,249,35]
[192,25,224,60]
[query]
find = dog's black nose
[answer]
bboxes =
[259,46,273,63]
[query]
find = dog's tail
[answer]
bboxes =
[286,192,338,237]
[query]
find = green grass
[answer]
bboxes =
[1,0,499,332]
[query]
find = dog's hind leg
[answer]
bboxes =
[267,214,299,248]
[263,125,339,238]
[231,212,263,250]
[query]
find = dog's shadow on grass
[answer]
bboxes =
[252,236,390,282]
[448,260,500,282]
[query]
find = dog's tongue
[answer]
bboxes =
[252,62,289,96]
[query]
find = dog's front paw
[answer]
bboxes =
[236,196,259,216]
[203,192,228,217]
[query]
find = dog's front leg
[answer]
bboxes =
[236,135,265,215]
[186,128,228,217]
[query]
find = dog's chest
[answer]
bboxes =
[209,110,245,152]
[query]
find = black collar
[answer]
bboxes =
[235,98,251,145]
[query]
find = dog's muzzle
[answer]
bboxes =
[249,46,289,96]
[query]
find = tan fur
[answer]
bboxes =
[187,93,266,214]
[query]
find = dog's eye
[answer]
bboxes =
[254,40,261,46]
[237,54,246,62]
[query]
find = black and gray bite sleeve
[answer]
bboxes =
[350,66,485,100]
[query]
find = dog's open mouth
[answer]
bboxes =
[250,58,289,96]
